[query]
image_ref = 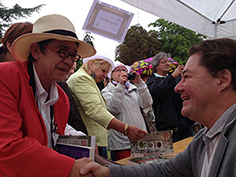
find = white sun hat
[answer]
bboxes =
[108,61,130,78]
[82,55,115,73]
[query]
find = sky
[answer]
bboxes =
[2,0,158,62]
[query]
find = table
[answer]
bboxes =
[116,136,193,165]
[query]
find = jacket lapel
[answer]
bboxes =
[208,110,236,176]
[54,85,70,134]
[27,61,48,140]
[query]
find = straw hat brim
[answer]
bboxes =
[11,33,96,62]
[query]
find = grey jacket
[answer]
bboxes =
[109,107,236,177]
[101,80,152,151]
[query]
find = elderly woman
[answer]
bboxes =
[67,55,147,158]
[101,63,153,160]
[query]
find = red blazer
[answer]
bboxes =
[0,61,75,176]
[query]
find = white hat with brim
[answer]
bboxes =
[11,14,96,62]
[83,55,114,73]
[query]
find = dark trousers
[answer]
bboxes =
[98,146,107,159]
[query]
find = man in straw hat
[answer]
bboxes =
[0,14,96,176]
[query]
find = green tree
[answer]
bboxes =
[115,24,161,65]
[75,31,95,71]
[83,31,95,47]
[0,2,44,39]
[148,18,206,64]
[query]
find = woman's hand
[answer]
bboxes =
[126,124,147,141]
[119,71,128,85]
[132,71,142,84]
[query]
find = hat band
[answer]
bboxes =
[43,29,78,39]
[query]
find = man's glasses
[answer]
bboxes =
[41,45,81,62]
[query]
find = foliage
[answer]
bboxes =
[75,31,95,70]
[83,31,95,47]
[148,18,206,65]
[75,58,83,72]
[0,2,44,39]
[115,24,161,65]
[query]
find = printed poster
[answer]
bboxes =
[83,0,134,43]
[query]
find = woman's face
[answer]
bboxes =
[111,66,128,82]
[89,61,110,83]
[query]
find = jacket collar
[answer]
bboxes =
[28,61,36,97]
[208,106,236,176]
[154,73,167,78]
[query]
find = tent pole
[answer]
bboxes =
[214,24,217,39]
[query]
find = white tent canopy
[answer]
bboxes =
[121,0,236,39]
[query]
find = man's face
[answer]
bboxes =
[35,40,77,84]
[174,53,219,124]
[156,58,169,74]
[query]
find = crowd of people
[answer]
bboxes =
[1,13,234,177]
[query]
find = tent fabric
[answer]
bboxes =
[121,0,236,39]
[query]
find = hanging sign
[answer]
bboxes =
[83,0,134,43]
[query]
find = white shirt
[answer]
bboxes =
[33,65,86,149]
[200,103,236,177]
[33,64,58,149]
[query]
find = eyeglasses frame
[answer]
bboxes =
[41,45,81,62]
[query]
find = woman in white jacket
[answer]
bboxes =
[101,63,153,160]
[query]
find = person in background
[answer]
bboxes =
[130,61,156,126]
[0,14,96,177]
[79,38,236,177]
[57,61,88,134]
[103,77,109,87]
[146,52,194,142]
[64,61,77,81]
[101,63,152,160]
[0,22,33,62]
[67,55,147,159]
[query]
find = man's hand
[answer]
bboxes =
[172,65,184,78]
[80,161,110,177]
[68,158,94,177]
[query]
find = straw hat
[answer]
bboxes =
[82,55,114,73]
[11,14,96,62]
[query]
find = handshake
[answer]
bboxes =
[68,158,110,177]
